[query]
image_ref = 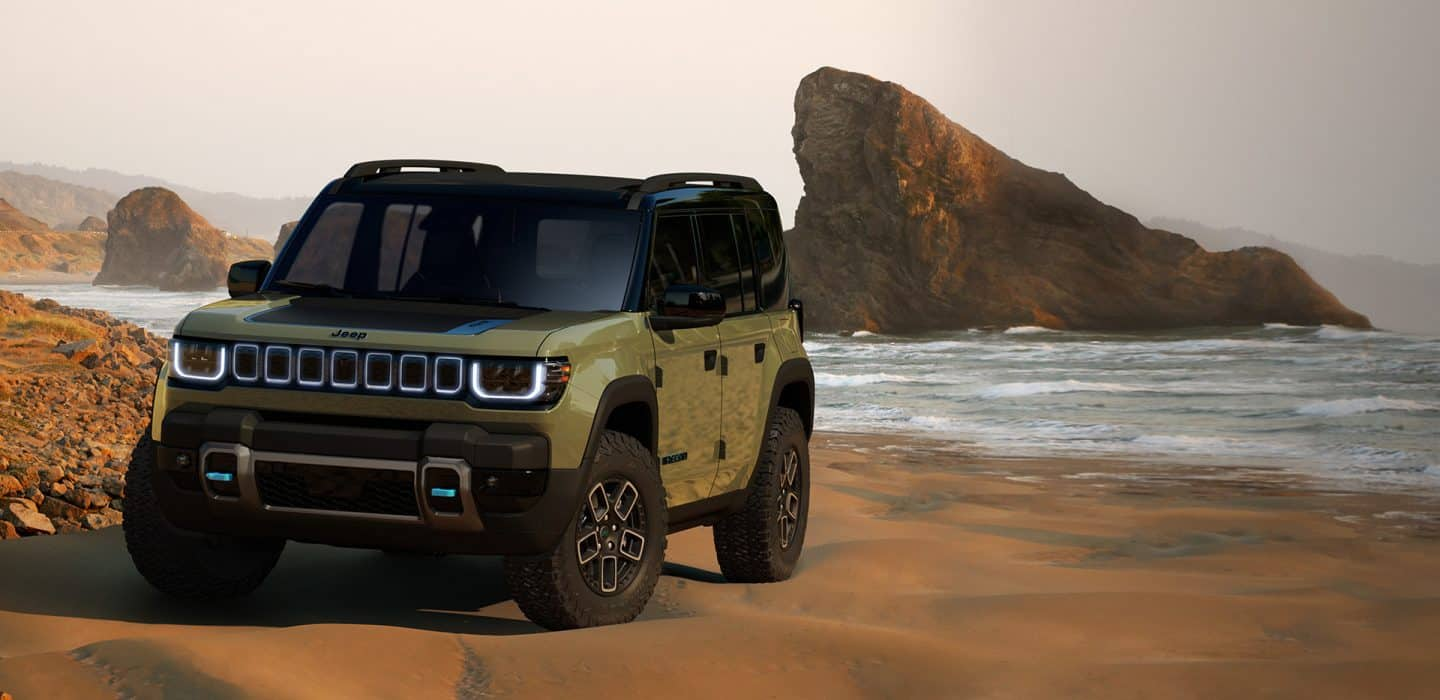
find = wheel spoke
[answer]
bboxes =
[576,528,601,565]
[613,480,639,521]
[783,451,799,488]
[786,492,800,520]
[619,528,646,561]
[586,483,610,522]
[600,555,619,593]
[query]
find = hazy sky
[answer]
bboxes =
[3,0,1436,262]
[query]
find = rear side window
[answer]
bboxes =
[750,209,788,309]
[696,214,745,314]
[646,216,700,308]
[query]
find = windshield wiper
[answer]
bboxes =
[269,280,356,298]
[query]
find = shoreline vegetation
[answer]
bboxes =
[1,432,1438,696]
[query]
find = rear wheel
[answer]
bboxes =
[503,430,667,630]
[122,430,285,600]
[712,407,809,582]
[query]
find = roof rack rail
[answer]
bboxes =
[634,172,762,194]
[342,159,505,178]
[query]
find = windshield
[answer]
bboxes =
[268,196,642,311]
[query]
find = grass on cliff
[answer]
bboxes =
[4,314,99,342]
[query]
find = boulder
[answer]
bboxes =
[93,187,229,290]
[84,507,123,530]
[76,215,108,232]
[786,67,1372,332]
[0,473,21,498]
[2,498,56,535]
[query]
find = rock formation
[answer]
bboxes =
[0,198,50,231]
[786,67,1371,332]
[94,187,230,290]
[76,215,107,232]
[275,220,299,255]
[0,290,167,538]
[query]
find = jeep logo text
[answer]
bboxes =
[330,329,368,340]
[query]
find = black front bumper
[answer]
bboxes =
[153,408,584,555]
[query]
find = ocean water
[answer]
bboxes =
[809,324,1440,490]
[6,283,1439,490]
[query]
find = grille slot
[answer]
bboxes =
[255,460,419,517]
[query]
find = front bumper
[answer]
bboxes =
[152,408,584,554]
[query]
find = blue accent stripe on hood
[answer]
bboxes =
[445,319,512,335]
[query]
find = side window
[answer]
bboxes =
[754,210,788,309]
[284,202,362,287]
[730,214,756,311]
[696,213,744,314]
[646,215,700,308]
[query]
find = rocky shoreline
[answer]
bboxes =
[0,290,164,538]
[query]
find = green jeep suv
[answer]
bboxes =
[123,160,815,629]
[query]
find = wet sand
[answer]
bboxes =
[3,432,1440,698]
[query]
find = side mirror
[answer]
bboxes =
[228,259,272,298]
[650,284,725,330]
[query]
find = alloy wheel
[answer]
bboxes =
[776,448,802,550]
[575,477,648,595]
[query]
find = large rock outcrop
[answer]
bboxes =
[94,188,230,290]
[0,198,50,231]
[76,215,107,232]
[786,67,1371,332]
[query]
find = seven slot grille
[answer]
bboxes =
[229,344,466,396]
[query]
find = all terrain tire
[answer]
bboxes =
[503,430,667,630]
[712,407,810,582]
[122,430,285,599]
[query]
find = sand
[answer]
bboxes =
[3,432,1440,698]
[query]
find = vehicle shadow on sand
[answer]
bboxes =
[0,528,547,636]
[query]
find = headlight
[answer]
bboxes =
[170,339,227,383]
[470,359,570,404]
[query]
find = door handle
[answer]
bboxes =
[704,350,718,371]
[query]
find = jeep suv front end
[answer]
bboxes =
[124,160,814,629]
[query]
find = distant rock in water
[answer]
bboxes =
[94,187,229,291]
[275,220,298,256]
[76,215,107,232]
[786,67,1371,332]
[0,198,50,231]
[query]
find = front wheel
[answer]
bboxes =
[712,407,810,582]
[122,430,285,600]
[503,430,667,630]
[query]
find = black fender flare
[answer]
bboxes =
[765,357,814,437]
[580,374,659,467]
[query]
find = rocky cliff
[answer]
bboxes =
[0,230,106,276]
[786,67,1370,332]
[0,198,50,231]
[93,187,232,290]
[0,171,114,230]
[0,290,165,538]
